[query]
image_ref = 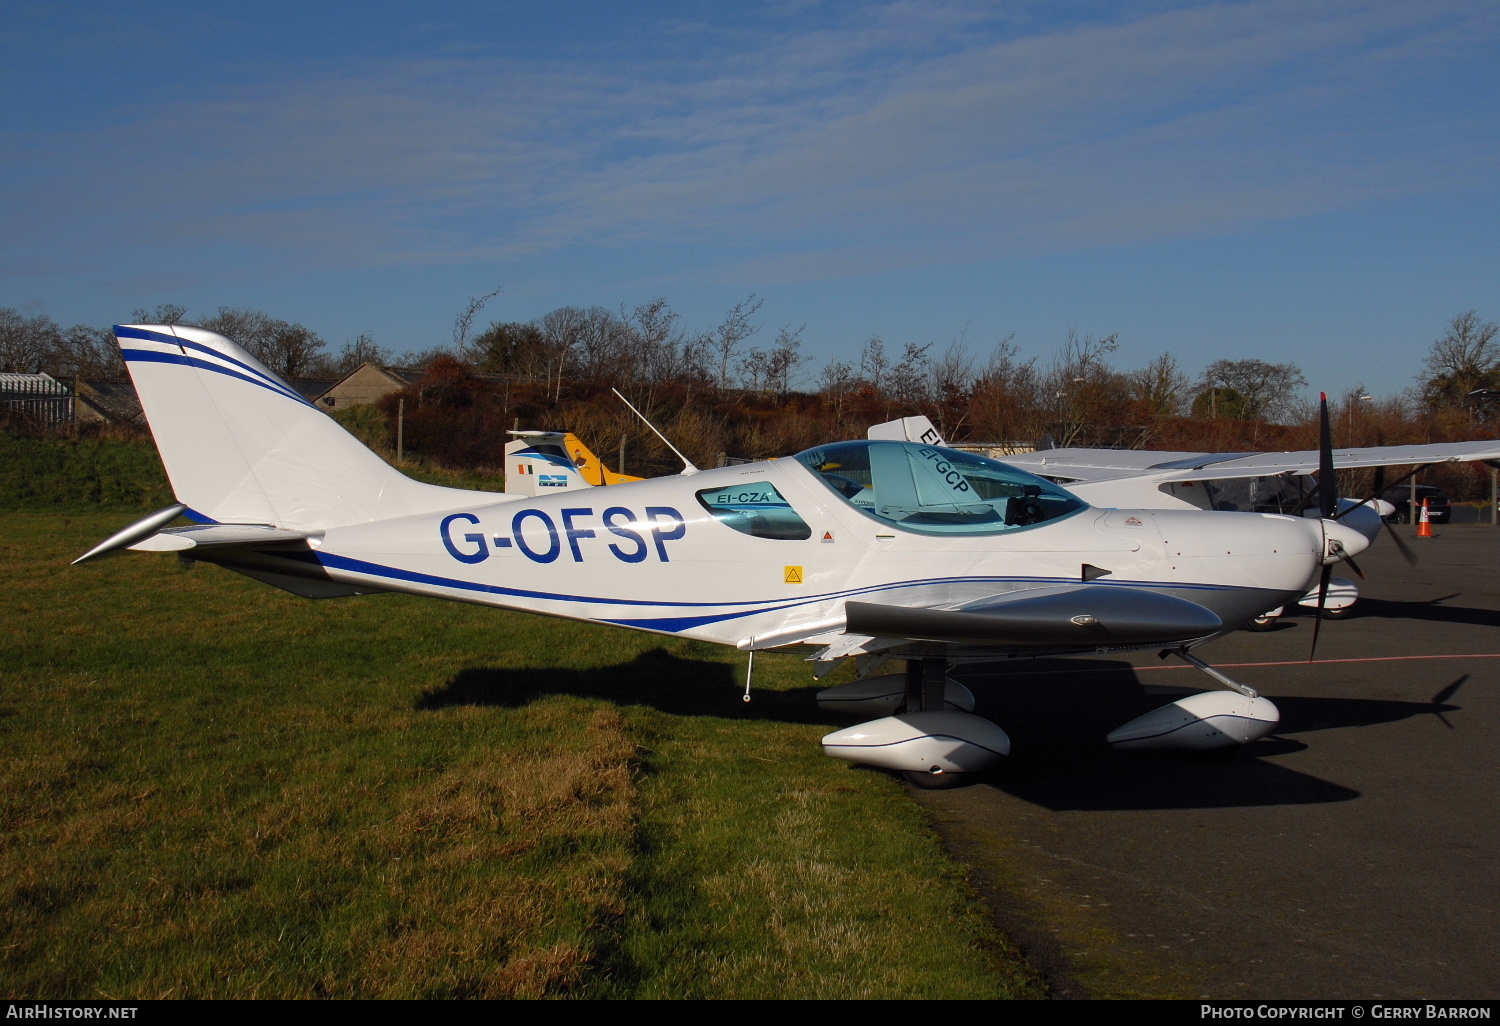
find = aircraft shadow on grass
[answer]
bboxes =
[417,647,834,725]
[419,650,1469,813]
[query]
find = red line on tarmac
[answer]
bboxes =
[1138,652,1500,671]
[989,653,1500,676]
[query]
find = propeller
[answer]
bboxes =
[1304,395,1435,659]
[1331,461,1421,567]
[1370,464,1417,566]
[1308,393,1380,659]
[1318,392,1337,519]
[1308,563,1333,663]
[1307,394,1337,661]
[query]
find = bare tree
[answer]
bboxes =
[452,286,504,358]
[1127,352,1189,419]
[1044,330,1124,447]
[61,325,123,378]
[1196,358,1307,422]
[929,339,975,397]
[859,336,890,392]
[765,325,808,399]
[1420,310,1499,409]
[337,333,393,373]
[197,308,330,379]
[625,298,689,385]
[968,336,1042,444]
[130,303,188,325]
[538,306,588,391]
[888,341,935,408]
[0,308,62,373]
[706,295,763,390]
[818,357,861,432]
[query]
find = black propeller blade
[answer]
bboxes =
[1334,461,1431,525]
[1384,519,1418,566]
[1308,564,1333,663]
[1318,392,1338,519]
[1327,457,1423,566]
[1364,464,1417,565]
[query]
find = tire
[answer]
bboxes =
[1193,745,1241,763]
[1321,606,1352,620]
[1244,615,1278,632]
[902,769,971,789]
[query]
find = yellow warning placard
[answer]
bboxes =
[784,566,804,584]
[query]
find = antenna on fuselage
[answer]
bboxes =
[611,388,700,475]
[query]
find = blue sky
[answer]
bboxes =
[2,0,1497,398]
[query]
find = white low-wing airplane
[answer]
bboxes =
[75,325,1376,786]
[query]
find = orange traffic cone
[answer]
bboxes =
[1416,497,1433,537]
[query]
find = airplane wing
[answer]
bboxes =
[1003,440,1500,485]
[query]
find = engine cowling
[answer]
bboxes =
[821,711,1010,774]
[1107,691,1279,751]
[815,673,975,718]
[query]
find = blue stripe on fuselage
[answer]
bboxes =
[267,548,1255,633]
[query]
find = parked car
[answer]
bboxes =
[1383,484,1451,524]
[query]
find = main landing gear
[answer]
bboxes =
[817,646,1280,783]
[1105,647,1279,756]
[817,654,1010,789]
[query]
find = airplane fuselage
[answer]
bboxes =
[257,457,1335,652]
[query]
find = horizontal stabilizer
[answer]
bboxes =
[128,524,314,552]
[72,503,189,564]
[844,585,1222,647]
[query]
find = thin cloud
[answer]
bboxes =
[5,0,1496,279]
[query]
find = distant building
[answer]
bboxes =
[289,377,338,405]
[313,363,424,409]
[0,372,71,427]
[75,379,144,425]
[1,374,151,427]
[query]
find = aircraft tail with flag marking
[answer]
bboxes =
[115,324,522,530]
[562,432,642,486]
[503,429,643,495]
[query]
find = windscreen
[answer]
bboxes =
[794,440,1085,535]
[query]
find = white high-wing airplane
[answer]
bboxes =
[74,326,1377,786]
[878,416,1500,625]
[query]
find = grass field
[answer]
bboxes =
[0,513,1042,999]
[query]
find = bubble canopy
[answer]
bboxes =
[793,440,1087,535]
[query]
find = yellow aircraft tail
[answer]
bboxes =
[563,433,643,486]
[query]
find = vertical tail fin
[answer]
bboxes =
[562,432,642,485]
[503,431,592,496]
[116,324,514,529]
